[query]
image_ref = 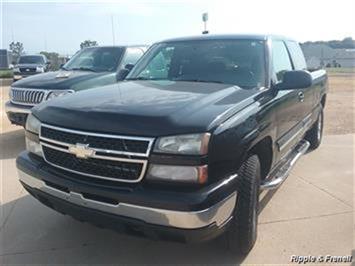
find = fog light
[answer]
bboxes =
[147,164,208,184]
[13,75,22,80]
[26,138,43,157]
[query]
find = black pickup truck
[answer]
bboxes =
[6,45,147,126]
[17,34,327,254]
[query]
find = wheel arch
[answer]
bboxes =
[247,136,273,180]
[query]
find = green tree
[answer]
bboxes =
[80,40,98,49]
[9,41,24,63]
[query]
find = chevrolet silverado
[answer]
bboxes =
[17,34,327,254]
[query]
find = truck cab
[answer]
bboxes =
[16,35,327,254]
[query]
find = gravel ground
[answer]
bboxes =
[324,72,355,135]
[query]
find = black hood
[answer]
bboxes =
[33,80,260,136]
[12,70,113,91]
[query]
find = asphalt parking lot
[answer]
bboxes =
[0,75,354,264]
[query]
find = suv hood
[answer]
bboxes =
[16,63,44,68]
[34,80,260,136]
[12,70,115,91]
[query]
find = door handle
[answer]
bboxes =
[298,91,305,102]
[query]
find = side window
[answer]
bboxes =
[286,41,307,70]
[121,48,144,68]
[272,40,293,81]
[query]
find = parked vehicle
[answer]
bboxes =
[17,35,327,254]
[13,54,49,81]
[6,45,147,126]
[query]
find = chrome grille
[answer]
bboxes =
[39,124,154,183]
[10,88,46,106]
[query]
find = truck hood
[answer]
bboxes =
[16,63,44,68]
[33,80,260,136]
[12,70,114,91]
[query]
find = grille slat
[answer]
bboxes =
[43,146,144,181]
[39,124,153,183]
[10,88,46,105]
[19,67,36,72]
[41,126,150,155]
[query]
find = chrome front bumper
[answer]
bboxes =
[5,101,32,114]
[18,170,237,229]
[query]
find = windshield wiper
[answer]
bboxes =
[71,67,96,72]
[125,77,168,81]
[173,78,226,84]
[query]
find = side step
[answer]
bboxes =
[260,140,310,190]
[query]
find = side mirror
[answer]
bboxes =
[125,63,134,71]
[46,61,51,65]
[275,70,313,90]
[59,64,64,69]
[116,68,130,81]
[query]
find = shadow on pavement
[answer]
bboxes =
[0,129,25,160]
[0,194,249,264]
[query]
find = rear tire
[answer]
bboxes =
[305,109,323,150]
[227,154,261,254]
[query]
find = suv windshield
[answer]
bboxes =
[127,39,266,88]
[63,47,124,72]
[19,56,45,64]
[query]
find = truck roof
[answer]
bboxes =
[160,34,296,43]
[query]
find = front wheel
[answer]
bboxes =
[305,109,324,150]
[226,154,261,254]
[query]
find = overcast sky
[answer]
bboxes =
[1,0,355,55]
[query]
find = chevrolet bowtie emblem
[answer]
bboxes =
[68,143,95,159]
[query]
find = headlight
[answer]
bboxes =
[25,113,41,134]
[26,137,43,157]
[46,90,74,100]
[154,133,210,155]
[36,66,44,72]
[13,67,20,72]
[147,164,208,184]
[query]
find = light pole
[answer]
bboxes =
[202,12,209,34]
[111,15,116,45]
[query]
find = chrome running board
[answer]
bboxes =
[261,140,310,190]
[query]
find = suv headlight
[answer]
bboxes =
[25,114,43,157]
[153,133,210,155]
[36,66,44,72]
[47,90,74,100]
[25,113,41,134]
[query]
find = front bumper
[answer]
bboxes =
[5,101,32,126]
[17,151,238,242]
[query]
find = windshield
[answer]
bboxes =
[127,39,266,88]
[63,47,124,72]
[19,56,45,64]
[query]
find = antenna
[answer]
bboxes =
[111,15,116,45]
[202,12,209,34]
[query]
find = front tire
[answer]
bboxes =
[305,109,323,150]
[227,154,261,254]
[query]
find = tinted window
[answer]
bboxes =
[121,48,144,67]
[64,47,124,72]
[128,40,266,89]
[286,41,307,70]
[272,40,293,81]
[19,56,45,64]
